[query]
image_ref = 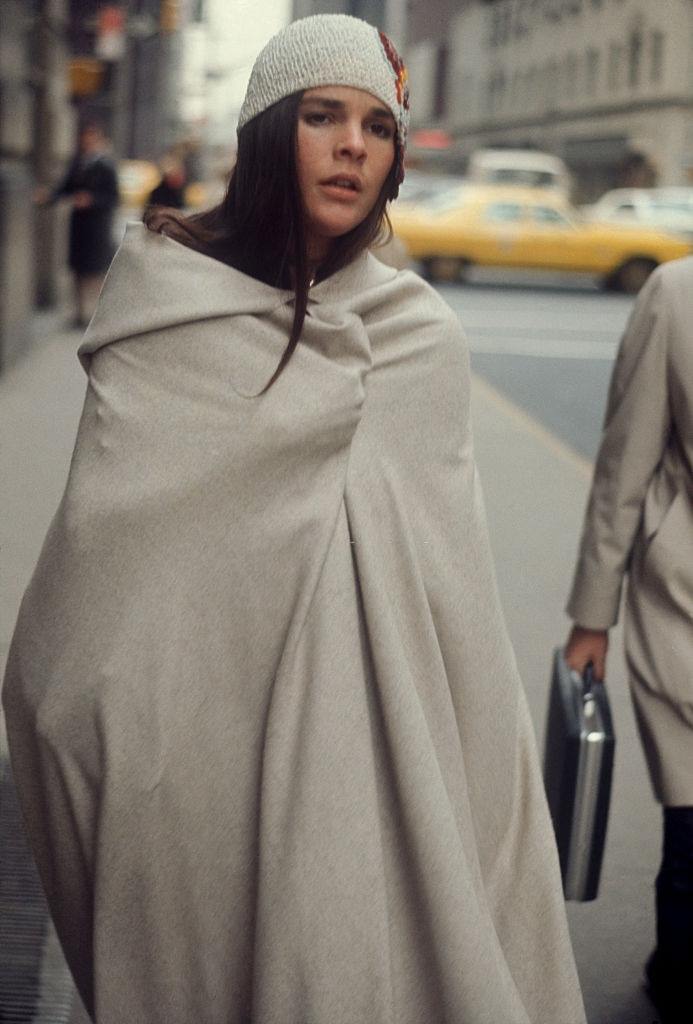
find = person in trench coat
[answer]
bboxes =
[37,122,119,328]
[4,14,586,1024]
[565,255,693,1024]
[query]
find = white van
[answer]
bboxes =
[467,149,571,195]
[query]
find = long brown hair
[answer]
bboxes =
[145,92,398,391]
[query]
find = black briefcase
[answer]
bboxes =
[543,648,615,901]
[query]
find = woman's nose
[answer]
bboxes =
[336,122,367,160]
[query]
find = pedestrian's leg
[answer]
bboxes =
[72,273,86,329]
[82,274,105,321]
[74,274,103,327]
[648,807,693,1022]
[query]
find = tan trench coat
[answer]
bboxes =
[3,224,585,1023]
[567,256,693,806]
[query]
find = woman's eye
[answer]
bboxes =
[369,122,393,139]
[305,112,330,126]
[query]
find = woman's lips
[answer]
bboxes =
[319,181,362,201]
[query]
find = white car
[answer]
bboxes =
[650,187,693,215]
[584,188,693,242]
[467,148,571,195]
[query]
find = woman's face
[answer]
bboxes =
[296,86,396,263]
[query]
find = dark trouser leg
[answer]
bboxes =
[74,273,104,327]
[71,272,84,327]
[649,807,693,1021]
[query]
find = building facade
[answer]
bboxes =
[0,0,192,372]
[0,0,73,369]
[407,0,693,198]
[292,0,405,50]
[69,0,187,160]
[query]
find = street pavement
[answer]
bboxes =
[1,285,662,1023]
[440,273,635,461]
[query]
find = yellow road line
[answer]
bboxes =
[471,372,595,482]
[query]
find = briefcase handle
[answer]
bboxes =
[573,661,612,736]
[572,661,602,716]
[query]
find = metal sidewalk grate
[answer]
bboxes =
[0,759,75,1023]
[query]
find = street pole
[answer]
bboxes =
[109,0,133,158]
[32,0,70,307]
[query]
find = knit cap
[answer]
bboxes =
[238,14,410,186]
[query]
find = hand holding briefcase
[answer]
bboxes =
[543,648,615,902]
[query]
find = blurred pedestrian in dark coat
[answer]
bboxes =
[39,123,119,328]
[144,155,187,212]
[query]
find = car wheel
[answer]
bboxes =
[610,258,658,294]
[421,257,466,283]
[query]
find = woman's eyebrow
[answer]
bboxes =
[369,106,395,121]
[300,97,394,120]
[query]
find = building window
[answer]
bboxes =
[486,71,507,116]
[509,72,519,110]
[514,0,530,39]
[547,61,559,108]
[517,70,526,112]
[459,73,475,123]
[586,47,600,96]
[433,43,449,119]
[486,76,494,115]
[539,63,548,111]
[527,66,538,111]
[496,70,507,113]
[565,52,578,101]
[628,29,642,88]
[608,42,623,92]
[489,3,511,48]
[499,4,512,46]
[650,30,665,84]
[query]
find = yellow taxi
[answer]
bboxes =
[118,161,219,213]
[118,160,160,210]
[390,185,691,292]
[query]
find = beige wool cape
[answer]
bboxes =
[568,257,693,806]
[3,223,585,1024]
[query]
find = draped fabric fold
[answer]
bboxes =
[3,224,585,1023]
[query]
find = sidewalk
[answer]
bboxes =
[1,311,87,1023]
[1,312,661,1023]
[1,312,87,755]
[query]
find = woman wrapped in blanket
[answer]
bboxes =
[3,14,586,1024]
